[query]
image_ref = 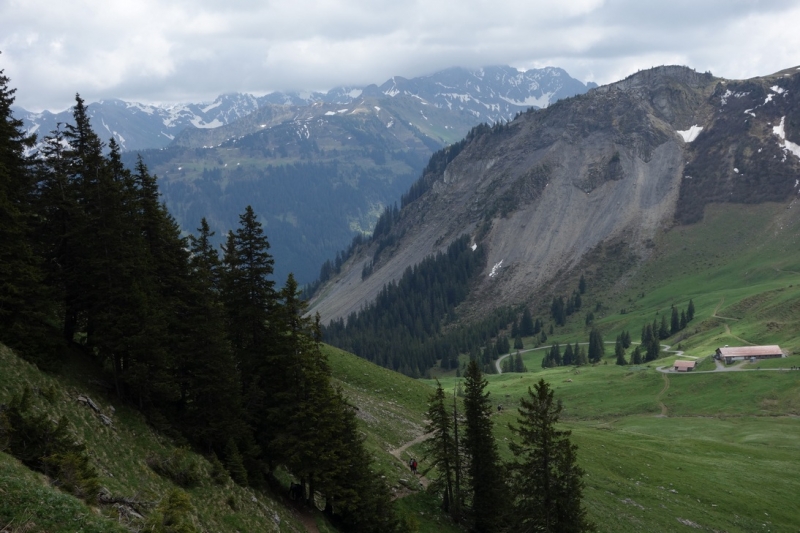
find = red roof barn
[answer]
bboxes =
[715,346,783,364]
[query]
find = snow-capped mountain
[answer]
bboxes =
[363,65,596,123]
[14,66,594,153]
[13,93,270,152]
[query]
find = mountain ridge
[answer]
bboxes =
[14,65,594,152]
[309,64,800,325]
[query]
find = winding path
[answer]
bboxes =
[388,432,432,491]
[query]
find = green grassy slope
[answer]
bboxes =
[0,345,310,533]
[428,359,800,532]
[596,201,800,355]
[413,202,800,532]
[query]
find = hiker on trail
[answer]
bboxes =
[412,459,418,475]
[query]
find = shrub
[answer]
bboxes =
[147,448,203,488]
[146,489,199,533]
[1,387,100,503]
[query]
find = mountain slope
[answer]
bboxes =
[310,65,800,324]
[18,65,594,285]
[123,95,457,283]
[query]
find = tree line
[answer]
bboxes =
[424,361,594,532]
[0,70,405,532]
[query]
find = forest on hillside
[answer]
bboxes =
[1,66,594,533]
[0,73,404,531]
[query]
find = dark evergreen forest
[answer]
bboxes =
[0,69,405,532]
[323,237,525,376]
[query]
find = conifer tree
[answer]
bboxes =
[182,219,247,454]
[588,329,604,363]
[622,330,631,349]
[614,337,627,365]
[513,352,527,373]
[562,343,574,366]
[520,308,535,336]
[424,381,459,516]
[680,310,687,330]
[646,334,660,362]
[218,208,280,478]
[659,315,670,339]
[222,206,276,377]
[224,439,248,486]
[463,360,505,532]
[631,345,643,365]
[687,299,695,321]
[0,65,49,360]
[509,379,594,532]
[514,335,524,350]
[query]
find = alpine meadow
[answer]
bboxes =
[2,50,800,533]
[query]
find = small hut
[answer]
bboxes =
[673,360,696,372]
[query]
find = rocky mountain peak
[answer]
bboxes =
[310,65,800,325]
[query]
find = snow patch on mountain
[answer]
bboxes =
[677,125,703,143]
[190,117,223,129]
[202,101,222,113]
[489,260,503,278]
[773,116,800,160]
[499,92,552,108]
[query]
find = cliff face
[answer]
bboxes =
[310,66,800,324]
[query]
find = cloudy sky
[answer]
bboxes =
[2,0,799,112]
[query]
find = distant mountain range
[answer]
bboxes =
[14,65,595,152]
[15,65,596,284]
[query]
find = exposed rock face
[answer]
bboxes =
[310,65,800,324]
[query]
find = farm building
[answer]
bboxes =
[673,360,696,372]
[715,345,784,364]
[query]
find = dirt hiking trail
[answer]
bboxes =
[388,432,432,493]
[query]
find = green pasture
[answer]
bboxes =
[422,340,800,532]
[579,202,800,358]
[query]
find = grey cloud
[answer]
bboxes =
[2,0,800,111]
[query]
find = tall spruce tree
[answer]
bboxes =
[659,315,670,340]
[462,360,505,532]
[588,329,604,363]
[182,218,248,454]
[520,308,535,336]
[509,379,594,533]
[219,208,278,479]
[514,352,527,373]
[424,381,460,517]
[562,343,574,366]
[0,65,49,360]
[670,307,680,335]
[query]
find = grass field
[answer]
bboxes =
[4,200,800,532]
